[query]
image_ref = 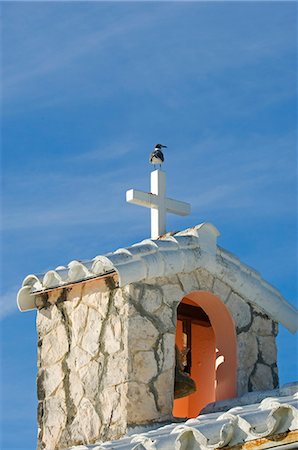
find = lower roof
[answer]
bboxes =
[68,383,298,450]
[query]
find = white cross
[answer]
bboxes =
[126,170,191,239]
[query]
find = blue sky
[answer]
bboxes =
[1,2,297,449]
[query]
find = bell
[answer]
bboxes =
[174,345,197,399]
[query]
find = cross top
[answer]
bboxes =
[126,170,191,239]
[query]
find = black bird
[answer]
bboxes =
[149,144,167,169]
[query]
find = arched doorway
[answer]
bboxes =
[173,291,237,418]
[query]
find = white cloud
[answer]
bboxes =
[0,288,19,320]
[2,2,296,113]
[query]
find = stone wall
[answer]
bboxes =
[206,275,279,396]
[36,277,177,450]
[36,267,278,449]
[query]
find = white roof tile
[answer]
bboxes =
[67,384,298,450]
[16,222,298,333]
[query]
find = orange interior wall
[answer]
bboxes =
[173,315,216,418]
[188,291,237,402]
[173,292,237,418]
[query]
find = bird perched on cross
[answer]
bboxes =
[149,143,167,169]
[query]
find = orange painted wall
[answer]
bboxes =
[173,292,237,418]
[173,314,216,417]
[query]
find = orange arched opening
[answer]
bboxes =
[173,291,237,418]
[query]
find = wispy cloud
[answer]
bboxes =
[2,2,296,114]
[0,288,19,320]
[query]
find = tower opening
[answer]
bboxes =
[173,291,237,418]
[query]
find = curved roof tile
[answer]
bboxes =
[16,222,298,333]
[68,385,298,450]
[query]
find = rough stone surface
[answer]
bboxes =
[36,268,279,450]
[178,272,200,293]
[161,284,184,306]
[251,311,274,336]
[40,324,69,366]
[196,268,214,290]
[39,364,65,399]
[154,369,174,414]
[212,278,231,302]
[249,363,274,391]
[226,292,252,331]
[103,315,122,355]
[128,316,159,351]
[133,351,158,383]
[81,308,102,356]
[139,286,163,314]
[237,368,253,397]
[69,398,101,445]
[127,382,159,423]
[258,336,277,366]
[237,331,258,370]
[157,304,175,332]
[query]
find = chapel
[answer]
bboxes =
[17,169,298,450]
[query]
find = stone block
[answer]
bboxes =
[237,332,258,370]
[41,397,67,450]
[237,368,252,396]
[128,317,159,351]
[41,324,69,366]
[127,382,159,424]
[69,398,101,445]
[250,363,274,391]
[67,284,82,308]
[114,287,138,316]
[81,308,102,356]
[161,284,184,306]
[162,333,175,371]
[213,278,231,302]
[40,363,65,399]
[103,315,122,355]
[79,358,104,400]
[154,369,174,414]
[251,313,273,336]
[226,292,251,330]
[258,336,277,366]
[140,286,162,314]
[196,268,214,291]
[47,290,62,306]
[83,285,110,318]
[103,352,129,386]
[178,272,200,293]
[99,386,123,425]
[113,288,127,310]
[133,351,158,383]
[66,346,92,372]
[36,304,63,338]
[157,304,175,332]
[123,283,142,302]
[69,370,84,407]
[72,303,88,346]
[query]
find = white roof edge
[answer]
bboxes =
[216,247,298,334]
[17,285,37,312]
[16,222,298,333]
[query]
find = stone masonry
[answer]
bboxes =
[36,268,278,450]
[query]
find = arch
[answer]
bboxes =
[173,290,237,418]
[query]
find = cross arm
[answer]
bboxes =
[126,189,159,209]
[165,197,191,216]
